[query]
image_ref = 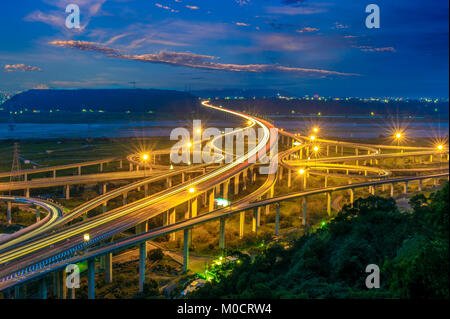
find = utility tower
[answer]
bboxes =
[10,142,23,185]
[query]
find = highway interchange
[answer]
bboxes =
[0,101,448,298]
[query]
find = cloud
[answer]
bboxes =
[4,64,42,72]
[50,40,359,77]
[353,45,396,53]
[296,27,319,33]
[266,6,325,15]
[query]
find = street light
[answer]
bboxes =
[83,233,90,242]
[188,187,196,193]
[142,153,150,177]
[310,135,316,141]
[313,146,320,153]
[437,144,444,151]
[313,127,319,133]
[299,168,306,175]
[187,142,193,148]
[395,132,402,140]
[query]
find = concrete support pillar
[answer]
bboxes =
[219,217,226,251]
[7,201,12,224]
[324,176,328,188]
[327,145,330,157]
[129,163,133,172]
[209,189,215,212]
[100,163,103,172]
[302,197,307,226]
[243,169,248,190]
[25,188,30,198]
[404,182,408,195]
[123,193,128,206]
[275,203,280,236]
[182,172,185,184]
[40,278,47,299]
[239,211,245,239]
[287,169,292,188]
[58,270,67,299]
[166,177,172,188]
[234,174,240,195]
[36,207,40,222]
[119,160,123,169]
[418,180,423,192]
[139,242,146,293]
[327,192,332,216]
[191,197,198,218]
[252,207,259,233]
[223,180,229,200]
[88,258,95,300]
[105,253,113,284]
[144,184,149,197]
[169,209,176,241]
[183,229,190,272]
[53,170,56,179]
[101,183,107,195]
[434,178,439,188]
[64,185,70,200]
[350,188,355,205]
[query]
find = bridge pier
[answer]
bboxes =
[88,258,95,300]
[327,192,332,216]
[219,217,226,251]
[129,163,133,171]
[275,203,280,236]
[58,270,67,299]
[40,277,47,299]
[302,197,307,226]
[36,207,40,222]
[418,180,423,192]
[252,207,259,233]
[123,193,128,206]
[404,182,408,195]
[243,169,248,190]
[105,253,113,284]
[349,189,354,205]
[25,188,30,198]
[7,201,12,224]
[139,242,147,293]
[287,169,292,188]
[190,197,198,218]
[183,229,190,272]
[144,184,149,197]
[64,185,70,200]
[78,166,81,176]
[209,189,215,212]
[239,211,245,239]
[100,163,103,173]
[234,174,240,195]
[166,177,172,188]
[169,209,176,241]
[223,180,229,200]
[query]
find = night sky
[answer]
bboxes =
[0,0,448,98]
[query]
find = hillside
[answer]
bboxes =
[2,89,199,113]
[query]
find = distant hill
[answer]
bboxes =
[3,89,199,113]
[191,88,294,98]
[215,98,449,117]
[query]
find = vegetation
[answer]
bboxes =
[189,184,449,299]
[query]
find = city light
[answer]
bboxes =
[310,135,316,141]
[187,142,193,148]
[313,127,319,133]
[299,168,306,175]
[247,120,253,125]
[395,132,402,139]
[188,187,196,193]
[216,198,231,207]
[293,141,302,146]
[83,233,90,242]
[170,164,174,170]
[437,144,444,151]
[196,128,202,134]
[142,154,149,161]
[314,146,320,152]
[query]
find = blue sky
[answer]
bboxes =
[0,0,448,98]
